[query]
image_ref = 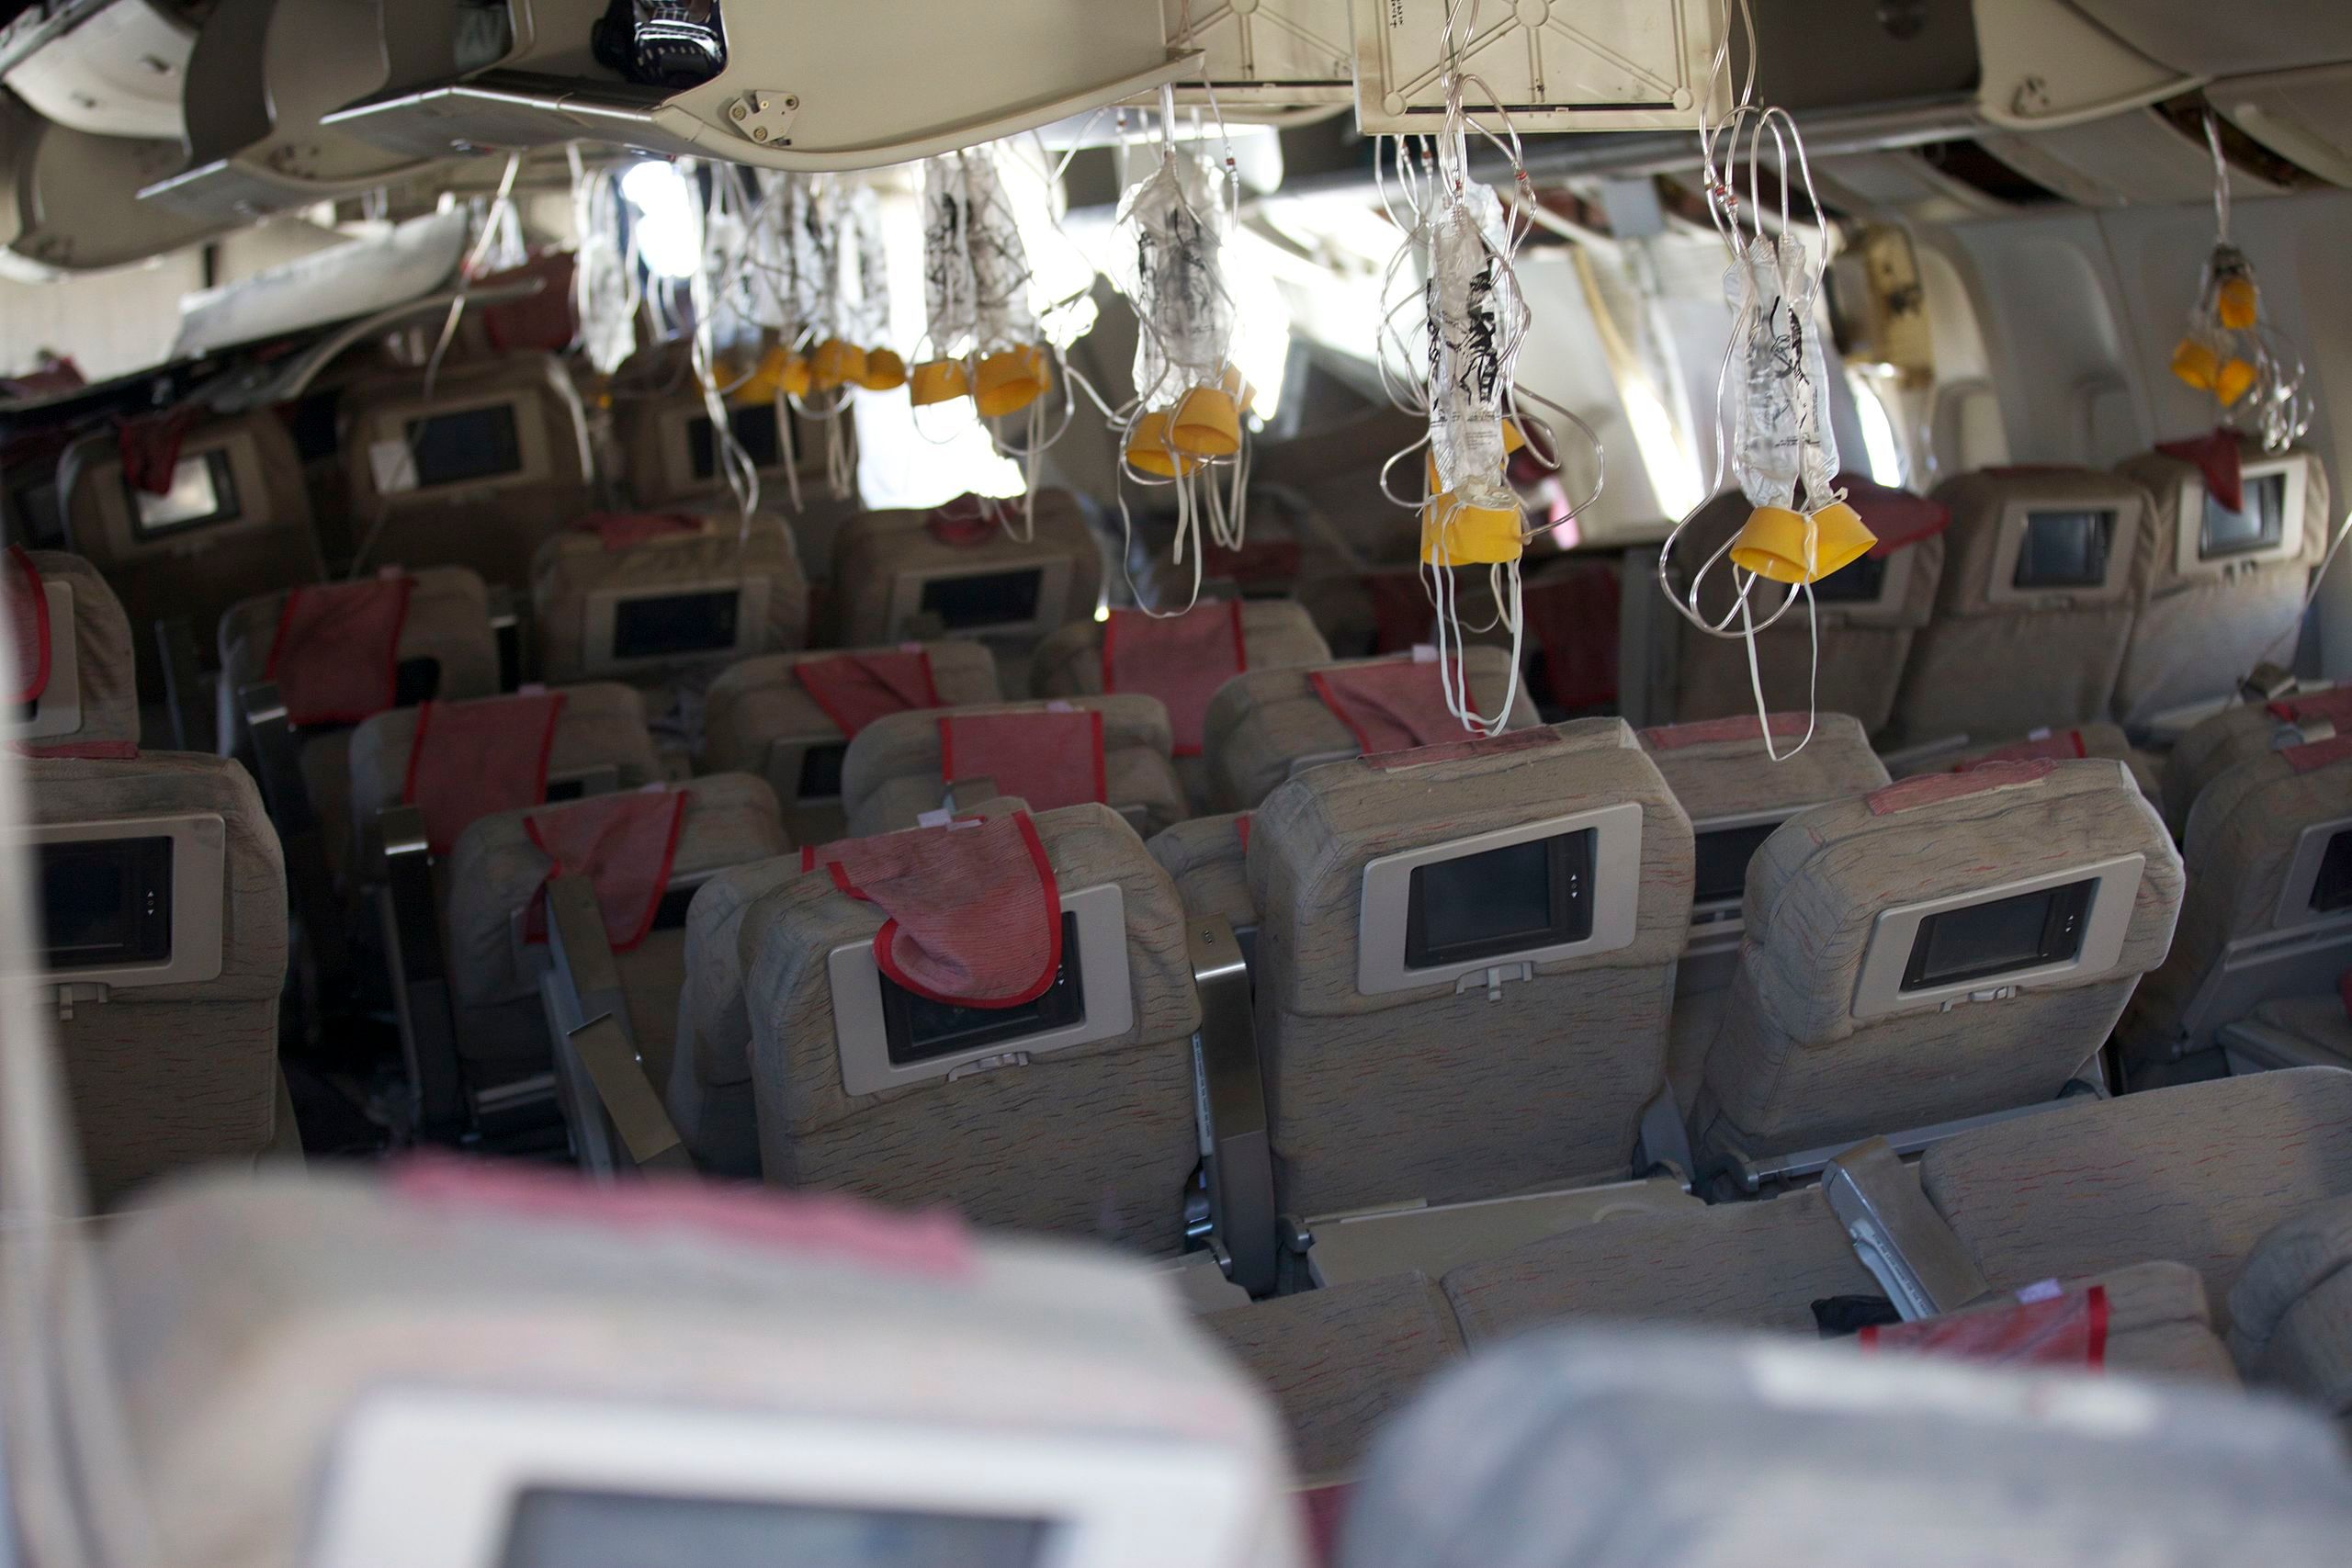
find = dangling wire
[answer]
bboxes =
[1652,0,1847,761]
[570,147,639,376]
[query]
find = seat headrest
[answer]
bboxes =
[1639,712,1887,823]
[1340,1326,2352,1568]
[6,549,137,747]
[102,1166,1294,1568]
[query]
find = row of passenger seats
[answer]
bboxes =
[89,1153,2352,1568]
[1206,1066,2352,1480]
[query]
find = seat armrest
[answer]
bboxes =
[1191,915,1278,1297]
[1823,1137,1993,1320]
[374,803,467,1141]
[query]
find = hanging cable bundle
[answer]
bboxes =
[1105,91,1256,614]
[1653,0,1860,761]
[2172,116,2311,454]
[570,151,639,375]
[1369,2,1598,734]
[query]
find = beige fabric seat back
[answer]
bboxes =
[216,569,502,886]
[347,683,664,867]
[1918,720,2163,802]
[2230,1195,2352,1425]
[701,641,1001,841]
[335,353,593,586]
[738,804,1203,1250]
[1032,600,1332,809]
[8,550,139,748]
[1248,720,1693,1218]
[1888,469,2155,746]
[2165,700,2289,830]
[1654,491,1944,738]
[527,511,809,685]
[611,347,802,508]
[1203,649,1540,813]
[828,490,1101,657]
[839,694,1186,839]
[2113,442,2331,728]
[99,1169,1295,1568]
[1695,759,2182,1171]
[668,798,1031,1177]
[1918,1066,2352,1316]
[1638,713,1890,1109]
[443,774,788,1087]
[28,751,285,1208]
[2126,737,2352,1064]
[58,410,322,700]
[1340,1325,2352,1568]
[1148,813,1258,941]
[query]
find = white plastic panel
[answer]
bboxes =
[173,210,469,358]
[329,0,1202,172]
[140,0,433,220]
[2219,64,2352,188]
[1162,0,1355,107]
[1979,113,2291,209]
[0,0,191,141]
[1974,0,2199,132]
[1348,0,1723,136]
[1,105,231,271]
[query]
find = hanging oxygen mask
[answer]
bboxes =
[2171,116,2311,455]
[1654,70,1868,761]
[1368,32,1600,738]
[909,144,1084,541]
[1106,95,1253,615]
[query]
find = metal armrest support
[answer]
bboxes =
[1822,1137,1992,1321]
[375,803,467,1142]
[544,874,687,1175]
[1190,916,1278,1297]
[561,1015,692,1175]
[485,582,526,691]
[154,616,215,754]
[1634,1087,1695,1187]
[242,681,345,997]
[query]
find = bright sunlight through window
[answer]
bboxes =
[621,160,701,281]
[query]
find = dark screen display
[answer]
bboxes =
[127,451,241,538]
[1902,877,2094,991]
[39,836,171,970]
[501,1487,1047,1568]
[613,588,741,660]
[404,403,522,489]
[392,656,442,707]
[881,912,1083,1066]
[1693,819,1783,908]
[1810,550,1887,604]
[2012,509,2113,590]
[2312,829,2352,916]
[1405,829,1593,969]
[918,569,1045,631]
[687,403,785,479]
[2199,472,2288,560]
[797,740,848,801]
